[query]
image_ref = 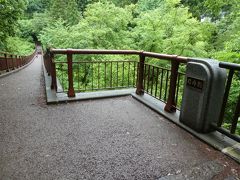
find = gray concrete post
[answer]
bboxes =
[180,59,227,133]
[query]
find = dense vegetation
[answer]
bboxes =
[0,0,239,133]
[1,0,239,59]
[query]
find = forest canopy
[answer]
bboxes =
[0,0,239,61]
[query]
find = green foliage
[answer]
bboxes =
[181,0,237,20]
[111,0,138,7]
[137,0,164,11]
[132,0,209,58]
[6,36,34,55]
[39,20,70,49]
[40,2,134,50]
[0,0,27,49]
[29,13,52,37]
[25,0,50,16]
[213,51,240,64]
[49,0,81,25]
[76,0,97,15]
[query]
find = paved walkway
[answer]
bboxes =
[0,55,239,180]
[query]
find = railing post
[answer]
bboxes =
[10,55,14,70]
[16,55,18,68]
[21,56,23,66]
[164,60,179,113]
[4,54,9,72]
[136,53,145,95]
[67,51,75,97]
[217,69,234,127]
[44,49,51,75]
[50,52,57,90]
[230,93,240,134]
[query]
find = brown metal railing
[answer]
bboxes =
[55,60,138,92]
[44,48,188,112]
[143,63,185,109]
[211,62,240,142]
[0,48,38,74]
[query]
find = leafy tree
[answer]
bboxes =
[181,0,238,21]
[76,0,97,15]
[6,36,34,55]
[49,0,81,25]
[40,2,133,50]
[137,0,164,11]
[132,0,209,57]
[25,0,51,16]
[111,0,138,7]
[0,0,27,49]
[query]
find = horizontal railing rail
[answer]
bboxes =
[50,48,188,62]
[44,48,188,113]
[214,62,240,141]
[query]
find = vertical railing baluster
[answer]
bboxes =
[110,62,112,88]
[98,62,100,89]
[230,93,240,134]
[67,52,75,97]
[175,73,181,106]
[151,66,154,95]
[159,69,164,100]
[147,65,150,93]
[4,54,9,72]
[85,62,87,91]
[15,55,18,68]
[10,55,14,70]
[77,63,80,91]
[92,63,94,91]
[133,61,136,87]
[21,56,23,67]
[164,70,169,101]
[155,68,159,98]
[117,62,119,87]
[144,64,147,89]
[50,53,57,91]
[122,62,124,87]
[105,62,107,88]
[164,61,180,113]
[128,62,130,87]
[61,64,64,92]
[136,54,145,95]
[218,70,234,127]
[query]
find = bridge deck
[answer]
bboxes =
[0,55,239,179]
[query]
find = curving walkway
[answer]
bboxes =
[0,55,240,179]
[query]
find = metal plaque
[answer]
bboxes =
[186,77,204,91]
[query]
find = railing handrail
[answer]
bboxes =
[54,60,138,64]
[0,51,24,57]
[219,62,240,71]
[50,48,188,63]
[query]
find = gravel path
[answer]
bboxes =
[0,55,239,180]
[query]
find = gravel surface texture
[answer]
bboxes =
[0,55,240,180]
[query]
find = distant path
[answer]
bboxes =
[0,55,239,179]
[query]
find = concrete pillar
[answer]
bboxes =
[180,59,227,133]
